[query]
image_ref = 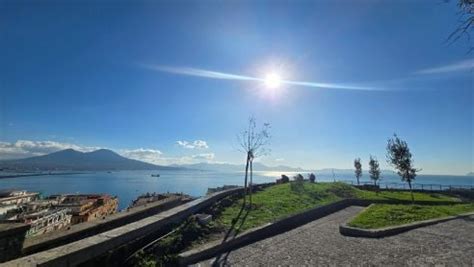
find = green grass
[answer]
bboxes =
[217,182,353,231]
[355,189,460,202]
[348,203,474,229]
[216,181,462,232]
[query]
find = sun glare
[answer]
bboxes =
[263,73,282,89]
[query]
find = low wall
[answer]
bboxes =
[0,223,30,263]
[340,211,474,238]
[3,187,243,267]
[22,196,188,256]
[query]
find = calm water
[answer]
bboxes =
[0,170,472,210]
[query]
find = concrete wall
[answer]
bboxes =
[0,223,30,263]
[3,187,243,267]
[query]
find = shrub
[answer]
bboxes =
[277,174,290,184]
[309,173,316,183]
[293,174,304,181]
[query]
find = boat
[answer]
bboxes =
[151,174,160,177]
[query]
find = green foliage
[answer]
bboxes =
[134,251,157,267]
[279,174,290,183]
[386,134,419,184]
[354,158,362,185]
[348,203,474,229]
[293,173,304,181]
[368,156,381,186]
[138,217,212,266]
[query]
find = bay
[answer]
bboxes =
[0,170,472,210]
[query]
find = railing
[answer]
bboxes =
[338,180,474,191]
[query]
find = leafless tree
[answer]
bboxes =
[447,0,474,53]
[237,116,270,205]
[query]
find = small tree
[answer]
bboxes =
[309,173,316,183]
[238,117,270,205]
[386,134,420,202]
[354,158,362,185]
[280,174,290,183]
[368,155,381,187]
[293,173,304,181]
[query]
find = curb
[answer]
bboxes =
[339,211,474,238]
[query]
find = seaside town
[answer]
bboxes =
[0,189,194,238]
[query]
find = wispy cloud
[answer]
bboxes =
[120,148,163,164]
[176,140,209,149]
[415,59,474,75]
[0,140,101,160]
[140,64,375,91]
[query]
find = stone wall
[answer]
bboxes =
[22,195,187,256]
[0,222,30,263]
[3,187,243,267]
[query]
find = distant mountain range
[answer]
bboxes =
[171,162,307,172]
[467,172,474,176]
[0,148,401,175]
[0,149,181,171]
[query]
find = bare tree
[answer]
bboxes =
[238,117,270,205]
[386,134,420,202]
[447,0,474,52]
[368,155,381,187]
[354,158,362,185]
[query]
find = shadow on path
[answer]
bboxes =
[212,197,252,266]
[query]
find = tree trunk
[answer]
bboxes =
[249,159,253,205]
[357,177,360,185]
[408,180,414,203]
[243,153,250,205]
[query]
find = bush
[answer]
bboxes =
[277,174,290,184]
[293,174,304,181]
[309,173,316,183]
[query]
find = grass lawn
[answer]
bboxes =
[348,203,474,229]
[216,182,461,232]
[355,189,460,202]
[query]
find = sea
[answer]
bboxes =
[0,170,472,210]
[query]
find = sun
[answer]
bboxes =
[263,73,282,89]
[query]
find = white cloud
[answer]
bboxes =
[0,139,217,166]
[176,140,209,149]
[415,59,474,75]
[141,64,375,91]
[120,148,163,165]
[0,140,100,160]
[275,158,285,162]
[191,153,215,161]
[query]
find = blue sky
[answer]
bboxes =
[0,0,472,175]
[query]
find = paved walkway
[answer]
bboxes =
[199,206,474,266]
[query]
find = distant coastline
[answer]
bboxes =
[0,172,85,179]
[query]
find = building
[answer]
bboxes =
[0,190,39,219]
[56,194,118,224]
[0,190,39,206]
[16,208,72,237]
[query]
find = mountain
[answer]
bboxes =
[467,172,474,176]
[172,162,307,172]
[0,149,181,171]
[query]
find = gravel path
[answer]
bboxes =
[197,206,474,266]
